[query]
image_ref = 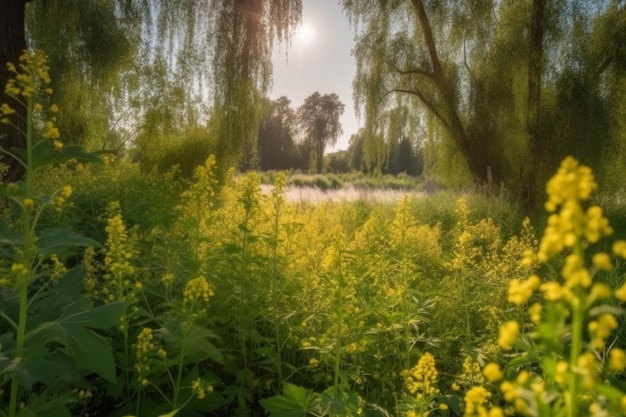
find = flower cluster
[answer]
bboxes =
[48,254,67,279]
[495,157,626,416]
[538,157,611,261]
[161,271,175,287]
[182,275,214,316]
[4,49,51,98]
[507,275,540,305]
[175,155,219,255]
[463,386,494,417]
[1,49,62,149]
[452,356,485,391]
[134,327,165,387]
[401,353,440,400]
[191,378,214,400]
[104,212,135,279]
[51,185,72,212]
[83,203,140,333]
[497,320,519,351]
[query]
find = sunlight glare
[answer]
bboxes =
[295,23,315,46]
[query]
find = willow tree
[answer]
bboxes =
[343,0,493,183]
[343,0,623,208]
[297,92,345,173]
[0,0,33,182]
[1,0,302,179]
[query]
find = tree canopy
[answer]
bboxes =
[297,92,345,174]
[343,0,625,208]
[2,0,303,179]
[2,0,625,201]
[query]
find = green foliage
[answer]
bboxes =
[297,92,346,174]
[0,50,123,417]
[343,0,626,209]
[4,50,626,416]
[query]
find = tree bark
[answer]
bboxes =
[0,0,31,183]
[410,0,484,183]
[523,0,546,210]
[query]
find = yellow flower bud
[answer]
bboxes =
[482,362,503,383]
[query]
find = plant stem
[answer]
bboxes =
[8,96,35,417]
[270,188,284,385]
[240,210,250,370]
[173,323,190,407]
[567,245,584,417]
[8,284,28,417]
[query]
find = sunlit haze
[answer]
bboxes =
[271,0,358,152]
[295,23,316,46]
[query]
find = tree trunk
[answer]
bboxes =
[316,135,323,173]
[410,0,485,184]
[0,0,31,183]
[523,0,546,211]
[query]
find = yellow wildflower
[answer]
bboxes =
[507,275,540,305]
[609,348,626,372]
[161,272,175,287]
[578,352,599,389]
[590,252,612,271]
[613,240,626,259]
[588,314,618,350]
[585,206,612,243]
[488,407,504,417]
[482,363,503,383]
[562,254,591,288]
[528,302,542,324]
[464,386,491,417]
[182,276,214,310]
[500,381,517,402]
[615,283,626,302]
[402,352,440,399]
[554,360,568,387]
[497,320,519,351]
[0,103,15,115]
[540,281,563,301]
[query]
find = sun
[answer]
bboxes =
[295,23,315,46]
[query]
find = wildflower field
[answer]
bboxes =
[2,51,626,417]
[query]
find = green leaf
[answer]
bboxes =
[17,347,78,388]
[319,389,363,417]
[0,217,22,248]
[20,404,71,417]
[439,395,464,415]
[155,321,223,365]
[29,302,127,382]
[63,325,118,381]
[37,227,100,255]
[55,301,127,330]
[260,383,318,417]
[158,410,180,417]
[25,268,90,333]
[31,142,102,172]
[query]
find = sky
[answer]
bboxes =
[270,0,359,152]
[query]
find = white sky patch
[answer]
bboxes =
[295,23,316,46]
[271,0,359,152]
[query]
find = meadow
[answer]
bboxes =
[2,50,626,417]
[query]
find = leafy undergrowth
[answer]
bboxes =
[2,51,626,417]
[3,151,626,417]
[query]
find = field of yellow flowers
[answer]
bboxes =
[1,50,626,417]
